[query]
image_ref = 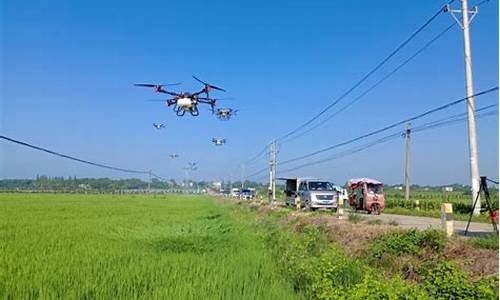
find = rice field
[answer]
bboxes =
[0,193,299,299]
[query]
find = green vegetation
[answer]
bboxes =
[469,233,499,250]
[420,262,499,300]
[369,229,445,259]
[347,212,365,224]
[0,194,298,299]
[253,212,427,299]
[1,193,497,299]
[384,188,499,223]
[233,202,498,300]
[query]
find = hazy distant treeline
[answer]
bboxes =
[0,175,268,192]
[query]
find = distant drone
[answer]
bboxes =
[153,123,166,129]
[136,76,226,116]
[169,154,179,159]
[214,108,238,120]
[184,162,198,171]
[212,138,226,146]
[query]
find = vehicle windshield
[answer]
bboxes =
[308,181,334,191]
[367,183,383,194]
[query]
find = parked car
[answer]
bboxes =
[347,178,385,215]
[239,189,254,200]
[299,180,338,210]
[231,188,240,198]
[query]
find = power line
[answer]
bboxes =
[243,102,497,180]
[280,21,458,144]
[274,0,455,143]
[279,86,498,167]
[1,135,151,175]
[277,104,497,175]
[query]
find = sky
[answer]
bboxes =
[1,0,498,186]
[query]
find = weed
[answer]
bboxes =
[366,219,383,225]
[348,212,365,224]
[388,219,399,226]
[419,261,499,299]
[369,229,445,259]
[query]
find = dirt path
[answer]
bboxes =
[356,212,496,236]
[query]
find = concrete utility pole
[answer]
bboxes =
[404,123,411,205]
[272,140,277,200]
[147,170,152,194]
[268,140,277,201]
[445,0,481,215]
[240,164,245,189]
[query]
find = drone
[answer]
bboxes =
[214,108,238,120]
[212,138,226,146]
[153,123,166,129]
[184,162,198,171]
[136,76,226,116]
[169,154,179,159]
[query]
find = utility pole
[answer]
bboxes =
[268,140,277,201]
[273,140,277,201]
[147,170,152,194]
[445,1,481,215]
[404,123,411,206]
[240,164,245,189]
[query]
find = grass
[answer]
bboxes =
[469,234,499,250]
[384,206,493,223]
[347,212,365,224]
[246,204,498,299]
[0,193,299,299]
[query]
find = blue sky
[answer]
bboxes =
[1,0,498,185]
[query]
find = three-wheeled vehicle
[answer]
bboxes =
[347,178,385,215]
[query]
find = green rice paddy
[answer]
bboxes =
[0,194,298,299]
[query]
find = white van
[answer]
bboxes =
[298,180,338,210]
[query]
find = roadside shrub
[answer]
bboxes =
[350,275,429,300]
[311,250,366,299]
[419,261,498,299]
[417,229,446,253]
[369,229,445,259]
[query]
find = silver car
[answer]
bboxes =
[298,180,338,210]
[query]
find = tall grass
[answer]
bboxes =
[0,194,298,299]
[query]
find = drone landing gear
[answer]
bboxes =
[174,105,186,116]
[190,107,200,116]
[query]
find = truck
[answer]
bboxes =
[280,177,338,210]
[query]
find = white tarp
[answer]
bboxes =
[348,178,383,185]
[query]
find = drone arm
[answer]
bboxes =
[192,88,208,96]
[159,89,179,96]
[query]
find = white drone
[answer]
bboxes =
[212,138,226,146]
[153,123,166,129]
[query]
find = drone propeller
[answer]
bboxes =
[134,83,181,87]
[198,97,233,101]
[192,76,226,92]
[135,83,181,94]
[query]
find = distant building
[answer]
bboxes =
[394,186,403,190]
[444,186,454,192]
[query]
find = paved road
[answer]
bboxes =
[356,212,496,236]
